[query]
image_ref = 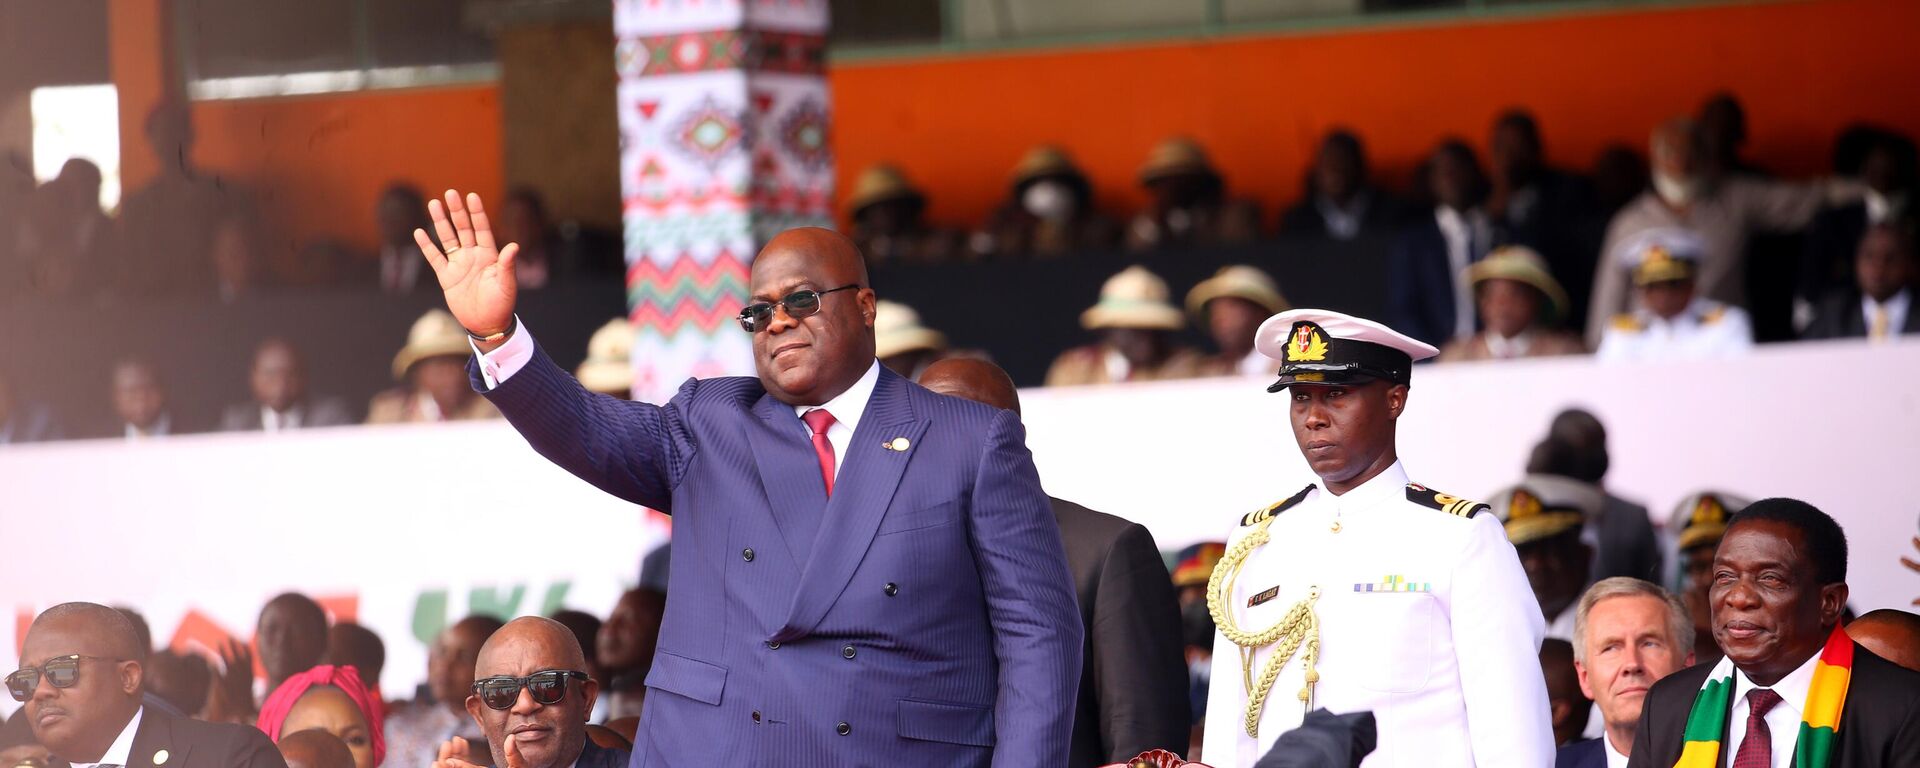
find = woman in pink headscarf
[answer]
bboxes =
[257,665,387,768]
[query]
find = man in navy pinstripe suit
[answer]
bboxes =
[410,189,1082,767]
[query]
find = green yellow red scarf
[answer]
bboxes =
[1673,623,1852,768]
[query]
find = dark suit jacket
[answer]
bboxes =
[1799,203,1867,304]
[477,349,1081,767]
[574,738,630,768]
[0,401,62,444]
[1626,643,1920,768]
[1802,288,1920,340]
[1277,188,1407,240]
[1497,169,1605,335]
[1051,497,1188,767]
[1596,493,1663,583]
[53,706,287,768]
[1386,213,1486,348]
[218,398,356,432]
[1556,737,1605,768]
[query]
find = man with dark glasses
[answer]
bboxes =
[430,618,624,768]
[412,192,1080,766]
[12,603,286,768]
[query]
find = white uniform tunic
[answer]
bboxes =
[1201,461,1554,768]
[1594,299,1753,363]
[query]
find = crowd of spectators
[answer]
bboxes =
[2,92,1915,446]
[7,408,1918,766]
[0,102,624,305]
[849,93,1916,382]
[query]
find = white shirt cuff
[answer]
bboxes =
[471,317,535,390]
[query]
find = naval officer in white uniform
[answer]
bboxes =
[1201,308,1554,768]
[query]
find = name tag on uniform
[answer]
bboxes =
[1248,585,1281,607]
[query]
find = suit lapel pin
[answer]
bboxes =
[153,749,169,766]
[884,437,910,451]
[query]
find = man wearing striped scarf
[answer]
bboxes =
[1626,498,1920,768]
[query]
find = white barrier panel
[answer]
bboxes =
[3,339,1917,718]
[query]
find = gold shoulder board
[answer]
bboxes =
[1405,484,1490,518]
[1241,484,1317,526]
[1611,314,1644,332]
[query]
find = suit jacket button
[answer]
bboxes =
[742,548,755,562]
[842,645,856,659]
[767,641,780,650]
[836,721,851,735]
[883,582,898,596]
[752,710,762,723]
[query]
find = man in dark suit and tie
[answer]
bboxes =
[917,358,1189,767]
[1386,140,1495,348]
[1627,499,1920,768]
[1803,221,1918,342]
[218,339,354,432]
[409,190,1082,766]
[11,603,287,768]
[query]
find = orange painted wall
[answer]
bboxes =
[830,0,1920,228]
[109,0,178,193]
[167,0,1916,253]
[187,85,502,256]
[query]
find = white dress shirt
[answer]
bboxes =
[1862,289,1911,342]
[380,244,424,294]
[1725,651,1820,767]
[1317,192,1372,241]
[475,320,882,478]
[68,706,142,768]
[261,405,303,432]
[1434,206,1492,341]
[793,360,880,480]
[123,416,171,440]
[473,319,538,389]
[1603,730,1630,768]
[1482,330,1534,359]
[1102,347,1131,383]
[1545,604,1577,642]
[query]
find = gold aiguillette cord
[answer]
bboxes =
[1205,515,1322,738]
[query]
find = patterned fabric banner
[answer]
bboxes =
[613,0,833,403]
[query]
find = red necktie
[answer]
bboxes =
[1731,688,1784,768]
[803,408,837,497]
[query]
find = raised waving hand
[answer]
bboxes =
[413,189,518,341]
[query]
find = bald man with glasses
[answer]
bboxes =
[12,603,284,768]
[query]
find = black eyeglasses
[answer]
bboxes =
[6,655,122,702]
[737,285,860,333]
[471,669,589,711]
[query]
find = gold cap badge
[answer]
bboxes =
[1286,323,1329,362]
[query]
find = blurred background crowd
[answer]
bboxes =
[3,85,1915,441]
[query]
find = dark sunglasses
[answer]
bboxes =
[6,655,122,702]
[471,669,589,711]
[737,284,860,333]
